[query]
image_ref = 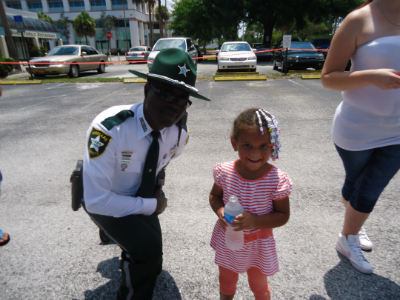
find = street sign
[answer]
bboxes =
[283,35,292,48]
[106,31,112,39]
[14,15,25,33]
[144,35,147,38]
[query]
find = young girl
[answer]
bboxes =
[209,108,292,300]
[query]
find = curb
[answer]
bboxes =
[0,80,42,84]
[215,76,267,81]
[302,75,321,79]
[123,78,146,83]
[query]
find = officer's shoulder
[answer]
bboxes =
[94,105,136,131]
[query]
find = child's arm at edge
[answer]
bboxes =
[233,197,290,231]
[209,183,229,230]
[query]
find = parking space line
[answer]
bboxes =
[82,89,122,109]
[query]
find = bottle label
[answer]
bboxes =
[225,213,236,225]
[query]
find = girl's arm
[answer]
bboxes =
[233,197,290,230]
[209,183,228,230]
[321,8,400,91]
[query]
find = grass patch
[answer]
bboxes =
[202,57,217,61]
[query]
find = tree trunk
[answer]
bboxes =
[158,0,163,38]
[85,35,88,45]
[149,4,154,47]
[262,16,275,48]
[0,0,21,70]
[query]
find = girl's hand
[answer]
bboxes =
[232,211,256,231]
[371,69,400,90]
[217,207,228,230]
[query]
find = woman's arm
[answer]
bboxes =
[233,197,290,230]
[321,8,400,91]
[209,183,228,230]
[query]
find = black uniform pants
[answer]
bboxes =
[88,210,163,300]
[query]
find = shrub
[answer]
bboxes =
[0,56,15,78]
[28,46,48,58]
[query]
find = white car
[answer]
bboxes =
[217,41,257,72]
[126,46,151,63]
[147,37,198,70]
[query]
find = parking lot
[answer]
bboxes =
[11,55,285,80]
[1,79,399,299]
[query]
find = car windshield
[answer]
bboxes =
[47,46,80,56]
[153,40,185,51]
[221,43,251,52]
[290,42,316,50]
[130,47,146,51]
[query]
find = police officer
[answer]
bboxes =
[82,48,210,299]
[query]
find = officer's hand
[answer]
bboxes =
[154,185,167,215]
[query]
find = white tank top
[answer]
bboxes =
[332,35,400,150]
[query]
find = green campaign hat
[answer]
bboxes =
[129,48,210,101]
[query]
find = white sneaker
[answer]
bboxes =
[336,233,373,274]
[358,226,373,252]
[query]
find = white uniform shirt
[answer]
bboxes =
[83,103,188,217]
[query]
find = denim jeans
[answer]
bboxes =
[335,144,400,213]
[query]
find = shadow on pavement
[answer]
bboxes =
[323,254,400,299]
[84,257,182,300]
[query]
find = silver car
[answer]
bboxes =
[126,46,151,63]
[28,45,108,78]
[146,37,198,70]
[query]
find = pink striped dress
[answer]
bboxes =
[210,160,292,276]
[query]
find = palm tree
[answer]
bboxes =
[37,11,54,24]
[154,5,169,37]
[73,11,96,45]
[100,11,117,55]
[132,0,155,47]
[157,0,163,38]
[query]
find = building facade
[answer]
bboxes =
[3,0,172,54]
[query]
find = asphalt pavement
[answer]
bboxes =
[0,79,399,299]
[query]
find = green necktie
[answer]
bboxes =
[137,130,160,198]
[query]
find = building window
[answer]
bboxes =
[6,1,22,9]
[91,0,106,10]
[27,0,43,12]
[112,0,126,9]
[48,0,64,12]
[95,20,105,28]
[69,0,85,11]
[114,19,129,27]
[153,23,159,29]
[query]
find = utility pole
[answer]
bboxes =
[0,0,21,71]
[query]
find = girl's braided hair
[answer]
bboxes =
[231,108,281,160]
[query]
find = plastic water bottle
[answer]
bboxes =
[224,195,244,251]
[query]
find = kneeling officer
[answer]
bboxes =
[82,48,210,299]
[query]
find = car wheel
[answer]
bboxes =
[69,65,79,78]
[251,68,256,72]
[273,60,278,70]
[97,61,105,73]
[34,74,46,78]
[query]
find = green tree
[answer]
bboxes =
[37,11,54,24]
[73,11,96,45]
[154,5,169,22]
[133,0,156,46]
[169,0,214,52]
[245,0,363,48]
[295,21,329,41]
[57,13,70,43]
[99,11,117,54]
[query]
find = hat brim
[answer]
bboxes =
[129,70,210,101]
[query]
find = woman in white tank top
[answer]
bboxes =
[321,0,400,274]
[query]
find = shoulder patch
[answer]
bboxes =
[88,127,112,159]
[101,110,134,131]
